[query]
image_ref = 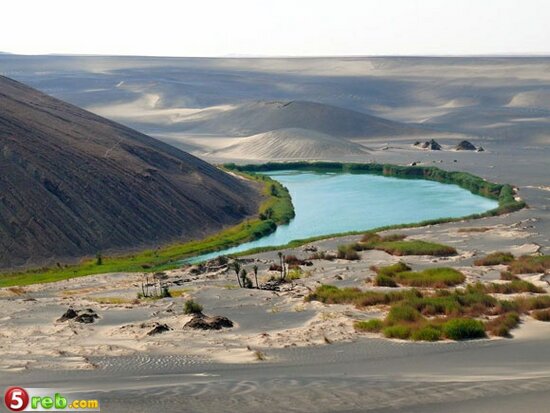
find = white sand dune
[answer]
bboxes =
[507,90,550,110]
[208,128,370,160]
[186,100,428,138]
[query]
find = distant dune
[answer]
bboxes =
[0,76,259,269]
[185,101,427,138]
[208,128,370,160]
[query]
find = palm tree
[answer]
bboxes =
[231,260,242,288]
[277,252,284,280]
[252,264,259,289]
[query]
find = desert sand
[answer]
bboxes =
[0,55,549,412]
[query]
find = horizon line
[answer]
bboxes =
[1,52,550,59]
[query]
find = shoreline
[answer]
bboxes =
[0,161,524,287]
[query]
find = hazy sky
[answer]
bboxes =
[2,0,549,56]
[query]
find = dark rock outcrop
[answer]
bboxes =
[0,76,259,269]
[57,308,99,323]
[184,314,234,330]
[147,323,172,336]
[455,140,477,150]
[57,308,78,322]
[420,139,442,150]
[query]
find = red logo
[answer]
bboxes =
[4,387,29,412]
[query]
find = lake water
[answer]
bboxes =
[186,170,498,263]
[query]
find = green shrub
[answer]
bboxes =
[514,295,550,312]
[288,268,304,280]
[375,262,411,277]
[485,312,520,337]
[305,285,420,308]
[337,245,360,260]
[500,271,519,281]
[383,325,412,339]
[374,240,457,257]
[443,318,486,340]
[474,252,514,266]
[374,274,398,287]
[411,326,442,341]
[354,319,384,332]
[532,309,550,321]
[386,305,423,324]
[508,255,550,275]
[485,280,545,294]
[393,267,465,288]
[183,299,203,315]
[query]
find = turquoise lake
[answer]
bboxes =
[187,170,498,263]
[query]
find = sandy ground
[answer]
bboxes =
[1,218,549,412]
[0,56,549,412]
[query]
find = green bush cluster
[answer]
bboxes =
[474,251,515,266]
[314,284,550,342]
[183,299,203,315]
[372,263,465,288]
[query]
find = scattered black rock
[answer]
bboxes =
[74,312,98,324]
[147,323,172,336]
[57,308,78,322]
[57,308,99,323]
[262,279,285,291]
[420,139,441,150]
[304,245,318,253]
[410,162,417,166]
[185,314,234,330]
[413,141,421,146]
[477,146,485,152]
[455,140,476,150]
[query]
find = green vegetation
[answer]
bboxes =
[532,309,550,321]
[470,280,545,294]
[513,295,550,312]
[411,326,442,341]
[305,284,420,307]
[310,284,550,341]
[485,312,521,337]
[457,227,491,233]
[386,304,423,324]
[393,268,465,288]
[1,161,526,287]
[374,274,398,287]
[337,245,360,260]
[372,240,457,257]
[383,325,412,339]
[288,268,304,280]
[442,318,486,340]
[474,252,515,266]
[349,233,457,257]
[354,319,384,332]
[183,300,203,315]
[372,263,465,288]
[500,271,519,281]
[0,169,294,287]
[508,255,550,275]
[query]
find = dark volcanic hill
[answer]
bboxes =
[0,76,259,269]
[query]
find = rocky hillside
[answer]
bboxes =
[0,76,259,269]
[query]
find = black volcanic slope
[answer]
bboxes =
[0,76,259,269]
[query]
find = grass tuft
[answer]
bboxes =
[485,312,520,337]
[354,319,384,332]
[474,252,515,266]
[442,318,486,340]
[532,309,550,321]
[382,325,412,339]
